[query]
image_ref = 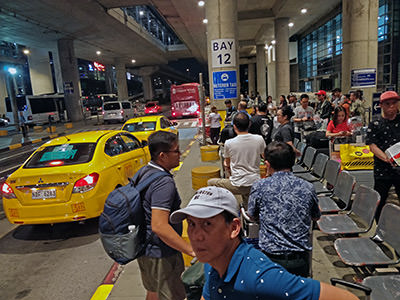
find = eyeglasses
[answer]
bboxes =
[165,149,181,154]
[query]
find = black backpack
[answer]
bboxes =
[99,168,168,264]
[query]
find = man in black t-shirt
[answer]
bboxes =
[249,102,273,145]
[366,91,400,221]
[224,99,237,122]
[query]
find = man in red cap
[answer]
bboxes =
[315,90,333,122]
[366,91,400,222]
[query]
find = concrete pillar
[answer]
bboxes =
[248,63,256,97]
[256,45,267,102]
[132,66,159,101]
[274,18,290,97]
[51,49,64,93]
[105,64,114,94]
[27,47,54,94]
[115,59,128,100]
[267,45,276,100]
[57,38,83,122]
[206,0,239,109]
[142,75,153,100]
[342,0,378,107]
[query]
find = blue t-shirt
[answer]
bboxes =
[139,162,183,258]
[202,242,320,300]
[248,171,321,254]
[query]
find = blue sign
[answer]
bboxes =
[212,71,237,100]
[351,68,376,88]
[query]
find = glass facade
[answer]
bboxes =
[298,0,400,93]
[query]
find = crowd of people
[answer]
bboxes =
[131,89,400,300]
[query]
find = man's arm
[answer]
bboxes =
[369,143,391,163]
[151,209,195,256]
[319,282,359,300]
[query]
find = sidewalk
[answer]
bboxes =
[103,139,375,300]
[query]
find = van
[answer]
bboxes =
[102,101,135,123]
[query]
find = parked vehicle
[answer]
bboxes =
[170,83,200,118]
[0,117,9,127]
[122,115,178,142]
[5,94,66,125]
[1,130,150,224]
[102,101,135,123]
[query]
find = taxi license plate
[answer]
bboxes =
[32,189,57,199]
[109,113,116,117]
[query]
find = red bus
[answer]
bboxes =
[170,83,200,118]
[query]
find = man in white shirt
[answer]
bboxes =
[208,112,266,208]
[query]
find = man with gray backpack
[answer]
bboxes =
[100,131,194,300]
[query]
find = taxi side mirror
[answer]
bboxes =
[141,140,148,147]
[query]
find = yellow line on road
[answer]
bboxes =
[90,284,113,300]
[173,161,183,172]
[31,138,42,144]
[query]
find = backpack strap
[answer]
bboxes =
[135,170,169,193]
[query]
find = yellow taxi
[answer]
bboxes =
[1,130,150,225]
[121,115,178,141]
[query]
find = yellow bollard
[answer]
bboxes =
[34,126,43,132]
[46,126,56,133]
[0,130,7,136]
[200,145,220,161]
[191,166,220,190]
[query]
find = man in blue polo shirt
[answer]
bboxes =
[170,186,358,300]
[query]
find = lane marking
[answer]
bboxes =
[173,161,183,172]
[1,165,21,174]
[31,138,42,144]
[191,121,197,127]
[0,149,34,162]
[183,122,189,126]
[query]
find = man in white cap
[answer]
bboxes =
[170,186,358,300]
[366,90,400,222]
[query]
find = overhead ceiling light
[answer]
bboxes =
[8,67,17,75]
[198,1,205,6]
[139,11,144,16]
[23,49,30,55]
[288,22,294,27]
[301,8,307,14]
[131,59,136,63]
[271,40,276,45]
[202,19,208,24]
[96,51,101,55]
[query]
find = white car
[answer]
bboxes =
[102,101,135,124]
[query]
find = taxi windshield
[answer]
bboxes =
[24,143,96,168]
[123,122,156,132]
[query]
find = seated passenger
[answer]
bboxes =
[170,186,358,300]
[326,106,352,138]
[248,142,321,277]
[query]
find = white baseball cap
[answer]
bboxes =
[170,186,239,224]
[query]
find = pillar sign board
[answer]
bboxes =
[351,68,376,88]
[212,70,237,100]
[372,92,382,121]
[211,39,236,68]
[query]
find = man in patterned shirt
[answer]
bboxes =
[248,141,321,277]
[366,91,400,222]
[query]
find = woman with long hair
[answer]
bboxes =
[326,106,352,138]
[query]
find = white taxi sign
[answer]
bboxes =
[211,39,236,68]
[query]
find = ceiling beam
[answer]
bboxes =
[238,8,274,21]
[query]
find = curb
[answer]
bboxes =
[90,262,123,300]
[0,132,66,153]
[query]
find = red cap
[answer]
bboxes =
[315,90,326,96]
[380,91,400,103]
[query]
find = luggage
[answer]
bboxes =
[181,260,205,300]
[99,169,168,264]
